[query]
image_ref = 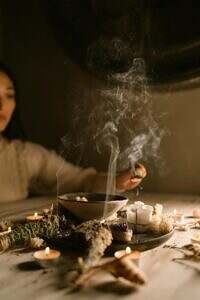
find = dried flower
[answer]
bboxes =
[0,220,12,232]
[29,237,45,249]
[0,215,71,253]
[159,216,174,234]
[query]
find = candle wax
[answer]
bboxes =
[26,212,43,221]
[34,247,61,260]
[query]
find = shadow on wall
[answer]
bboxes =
[1,0,200,194]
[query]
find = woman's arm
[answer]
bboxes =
[23,142,97,195]
[22,142,146,196]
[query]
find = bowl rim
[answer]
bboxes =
[58,192,128,204]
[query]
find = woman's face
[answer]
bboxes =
[0,72,16,132]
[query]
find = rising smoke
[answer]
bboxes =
[57,36,164,198]
[87,37,164,197]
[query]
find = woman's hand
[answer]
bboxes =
[116,163,147,192]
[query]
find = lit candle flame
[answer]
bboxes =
[125,247,131,254]
[114,252,120,259]
[114,247,132,259]
[173,209,177,216]
[34,212,38,218]
[8,227,11,232]
[45,247,50,255]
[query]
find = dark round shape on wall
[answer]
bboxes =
[47,0,200,87]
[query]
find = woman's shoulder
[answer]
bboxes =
[10,139,59,175]
[10,138,47,152]
[6,139,54,163]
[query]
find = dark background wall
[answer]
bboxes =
[1,1,71,149]
[1,0,200,194]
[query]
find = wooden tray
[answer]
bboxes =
[109,229,175,253]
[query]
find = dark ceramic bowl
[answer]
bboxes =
[58,193,128,221]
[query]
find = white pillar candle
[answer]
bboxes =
[137,205,153,225]
[127,209,137,224]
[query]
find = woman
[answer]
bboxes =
[0,63,146,202]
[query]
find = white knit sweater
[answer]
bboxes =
[0,135,99,202]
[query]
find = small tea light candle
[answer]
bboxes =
[137,205,153,225]
[26,212,44,221]
[191,234,200,245]
[173,209,184,222]
[114,246,132,259]
[193,209,200,218]
[33,247,61,266]
[0,226,12,236]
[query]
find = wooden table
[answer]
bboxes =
[0,193,200,300]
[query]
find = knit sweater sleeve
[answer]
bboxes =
[22,142,98,195]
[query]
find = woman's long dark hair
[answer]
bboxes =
[0,62,26,140]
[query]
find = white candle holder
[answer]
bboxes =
[26,212,44,222]
[33,247,61,268]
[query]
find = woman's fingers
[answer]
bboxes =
[116,163,146,191]
[135,163,147,178]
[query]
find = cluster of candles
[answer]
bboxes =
[127,201,163,227]
[127,201,153,225]
[17,206,200,266]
